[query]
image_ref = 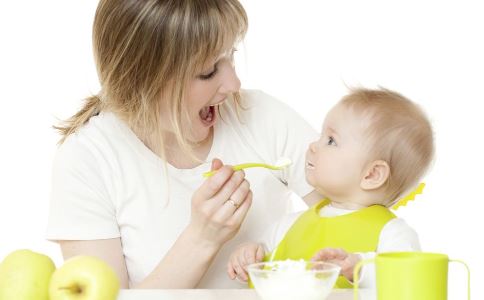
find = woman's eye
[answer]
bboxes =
[198,67,218,80]
[327,136,337,146]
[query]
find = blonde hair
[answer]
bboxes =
[341,88,434,205]
[55,0,248,160]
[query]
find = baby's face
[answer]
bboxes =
[305,104,369,199]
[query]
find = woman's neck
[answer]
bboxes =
[132,123,214,169]
[163,129,214,169]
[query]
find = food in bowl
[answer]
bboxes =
[248,260,341,300]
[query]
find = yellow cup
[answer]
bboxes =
[353,252,470,300]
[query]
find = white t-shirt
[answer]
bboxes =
[261,204,421,288]
[46,90,319,288]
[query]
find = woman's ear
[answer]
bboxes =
[360,160,390,190]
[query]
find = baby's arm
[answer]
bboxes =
[356,218,421,288]
[311,218,420,287]
[311,248,361,281]
[227,242,265,282]
[226,211,303,282]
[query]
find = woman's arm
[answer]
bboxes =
[59,239,130,288]
[132,226,221,288]
[59,160,253,289]
[58,231,219,289]
[59,202,251,289]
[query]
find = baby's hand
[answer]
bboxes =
[227,242,265,282]
[311,248,361,282]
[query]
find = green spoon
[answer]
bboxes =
[202,157,292,178]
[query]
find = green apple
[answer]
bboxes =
[49,255,120,300]
[0,249,56,300]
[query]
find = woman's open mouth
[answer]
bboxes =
[199,105,217,126]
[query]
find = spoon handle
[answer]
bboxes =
[202,163,280,178]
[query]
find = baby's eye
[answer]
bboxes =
[327,136,337,146]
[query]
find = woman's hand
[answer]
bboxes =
[227,242,265,282]
[187,158,253,249]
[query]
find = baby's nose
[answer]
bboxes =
[309,142,317,152]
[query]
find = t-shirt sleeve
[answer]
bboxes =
[259,211,303,254]
[356,218,421,288]
[242,90,319,198]
[46,135,120,240]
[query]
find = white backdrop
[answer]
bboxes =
[1,1,482,298]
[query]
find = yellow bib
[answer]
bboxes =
[266,199,396,288]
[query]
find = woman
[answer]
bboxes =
[46,0,321,288]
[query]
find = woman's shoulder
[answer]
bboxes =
[55,112,126,164]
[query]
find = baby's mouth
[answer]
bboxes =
[306,161,315,169]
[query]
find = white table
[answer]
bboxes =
[118,289,376,300]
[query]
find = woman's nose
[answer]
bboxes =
[218,62,241,94]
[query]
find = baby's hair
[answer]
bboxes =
[340,88,434,205]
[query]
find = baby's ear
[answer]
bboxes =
[360,160,390,190]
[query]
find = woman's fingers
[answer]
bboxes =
[199,158,250,218]
[189,159,255,248]
[194,165,235,202]
[212,178,250,219]
[211,158,223,171]
[211,170,246,208]
[229,190,252,226]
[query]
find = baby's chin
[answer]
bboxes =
[308,182,341,201]
[310,184,329,199]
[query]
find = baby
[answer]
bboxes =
[227,88,434,288]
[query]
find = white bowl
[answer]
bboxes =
[248,260,341,300]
